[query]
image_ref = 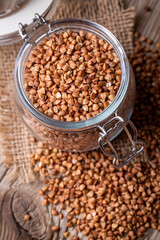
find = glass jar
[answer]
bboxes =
[14,18,144,168]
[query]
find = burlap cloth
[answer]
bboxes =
[0,0,136,183]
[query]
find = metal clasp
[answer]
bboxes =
[98,116,145,168]
[18,13,48,41]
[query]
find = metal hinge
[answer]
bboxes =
[18,13,49,41]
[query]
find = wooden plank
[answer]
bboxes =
[124,0,160,42]
[0,162,53,240]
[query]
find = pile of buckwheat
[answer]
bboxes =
[130,33,160,168]
[29,33,160,240]
[24,30,121,121]
[30,143,159,240]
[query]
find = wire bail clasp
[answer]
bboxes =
[98,116,145,168]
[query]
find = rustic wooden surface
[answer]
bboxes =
[0,0,160,240]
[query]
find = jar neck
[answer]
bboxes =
[15,18,130,131]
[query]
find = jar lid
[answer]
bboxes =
[0,0,58,45]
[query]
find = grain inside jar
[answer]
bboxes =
[24,30,121,121]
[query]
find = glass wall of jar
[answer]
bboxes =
[14,19,144,167]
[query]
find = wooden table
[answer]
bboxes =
[0,0,159,239]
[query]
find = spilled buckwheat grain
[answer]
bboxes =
[130,33,160,168]
[30,143,159,240]
[24,30,121,121]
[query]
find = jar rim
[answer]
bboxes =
[15,18,130,131]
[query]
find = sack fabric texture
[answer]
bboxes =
[0,0,136,183]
